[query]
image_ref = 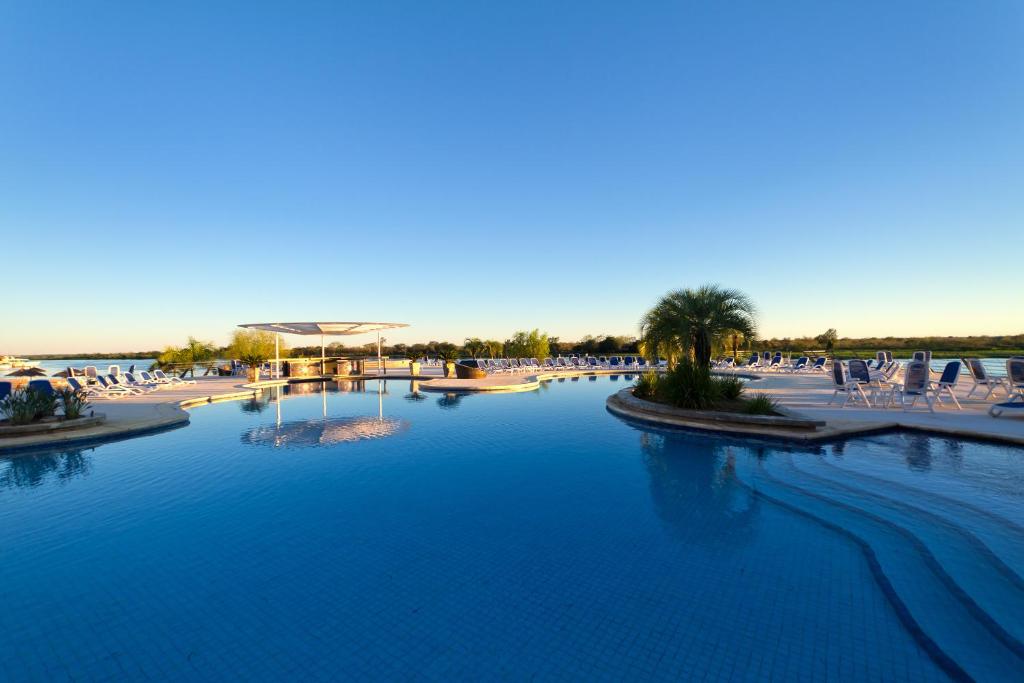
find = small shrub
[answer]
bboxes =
[30,389,60,421]
[660,359,721,410]
[743,393,778,415]
[2,390,35,425]
[57,387,91,419]
[715,376,744,402]
[633,372,660,400]
[1,389,55,425]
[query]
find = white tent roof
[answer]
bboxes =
[238,321,408,336]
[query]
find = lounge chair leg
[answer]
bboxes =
[946,387,962,410]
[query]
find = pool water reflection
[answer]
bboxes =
[0,377,1021,681]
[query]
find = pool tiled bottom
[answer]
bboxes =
[3,379,1017,680]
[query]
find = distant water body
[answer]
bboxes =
[25,358,157,376]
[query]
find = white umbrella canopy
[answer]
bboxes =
[237,322,409,377]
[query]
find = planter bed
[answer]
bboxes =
[0,414,107,437]
[608,388,825,431]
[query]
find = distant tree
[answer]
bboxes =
[483,339,504,358]
[815,329,838,358]
[577,335,599,355]
[548,336,562,355]
[156,336,219,376]
[504,329,551,360]
[463,337,486,358]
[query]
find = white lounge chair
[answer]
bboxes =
[962,358,1009,399]
[155,369,196,385]
[67,376,124,400]
[885,361,934,412]
[828,361,872,408]
[989,358,1024,417]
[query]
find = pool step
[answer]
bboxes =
[792,453,1024,593]
[735,459,1024,682]
[774,453,1024,649]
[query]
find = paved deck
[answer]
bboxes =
[0,377,251,453]
[728,369,1024,445]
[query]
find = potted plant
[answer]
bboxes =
[407,352,421,376]
[227,330,282,383]
[436,344,459,378]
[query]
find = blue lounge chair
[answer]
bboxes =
[829,362,872,407]
[962,358,1009,399]
[0,381,11,402]
[28,379,55,396]
[932,361,962,410]
[990,358,1024,417]
[788,356,809,372]
[809,356,827,372]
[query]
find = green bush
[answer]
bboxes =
[31,389,59,421]
[1,388,58,425]
[1,390,37,425]
[57,387,91,419]
[633,362,756,412]
[743,393,778,415]
[633,372,660,400]
[716,376,744,402]
[659,359,722,410]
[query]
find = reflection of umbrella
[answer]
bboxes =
[241,416,409,448]
[6,367,47,377]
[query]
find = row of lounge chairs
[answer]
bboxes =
[716,353,831,373]
[829,356,1024,414]
[468,356,657,375]
[66,371,195,399]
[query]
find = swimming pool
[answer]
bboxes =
[1,377,1021,680]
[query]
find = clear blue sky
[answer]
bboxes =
[2,1,1022,353]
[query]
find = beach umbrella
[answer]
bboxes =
[52,370,70,378]
[6,367,48,377]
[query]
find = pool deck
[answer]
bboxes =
[1,367,1021,453]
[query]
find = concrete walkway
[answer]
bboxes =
[731,370,1024,445]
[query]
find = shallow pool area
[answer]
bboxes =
[2,377,1022,681]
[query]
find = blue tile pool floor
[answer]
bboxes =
[1,377,1022,680]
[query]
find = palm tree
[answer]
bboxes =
[483,339,503,358]
[463,337,486,358]
[640,284,757,368]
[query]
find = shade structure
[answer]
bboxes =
[238,322,408,336]
[6,367,48,377]
[237,321,409,377]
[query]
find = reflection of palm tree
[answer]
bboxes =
[437,393,463,410]
[240,395,272,413]
[639,431,759,549]
[904,434,933,472]
[0,448,92,489]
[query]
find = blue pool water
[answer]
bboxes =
[2,377,1022,681]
